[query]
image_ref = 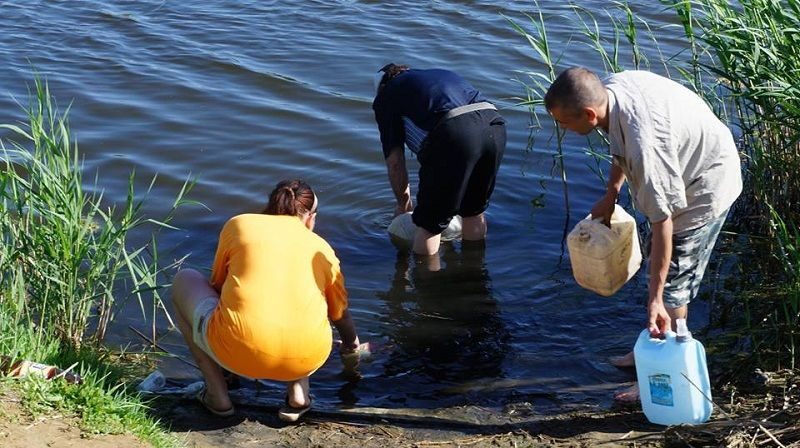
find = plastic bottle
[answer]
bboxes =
[136,370,167,392]
[9,360,82,384]
[633,319,713,425]
[567,204,642,297]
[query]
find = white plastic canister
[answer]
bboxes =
[633,319,713,425]
[566,204,642,296]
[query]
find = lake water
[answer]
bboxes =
[0,1,705,416]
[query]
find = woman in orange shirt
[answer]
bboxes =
[171,179,364,422]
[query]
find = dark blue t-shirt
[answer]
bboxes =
[372,68,485,158]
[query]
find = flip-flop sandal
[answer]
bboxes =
[278,396,312,423]
[196,385,235,417]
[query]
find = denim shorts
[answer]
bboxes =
[648,210,728,308]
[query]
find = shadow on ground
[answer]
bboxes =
[154,395,665,447]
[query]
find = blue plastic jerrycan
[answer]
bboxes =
[633,319,713,425]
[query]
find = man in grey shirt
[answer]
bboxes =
[545,67,742,402]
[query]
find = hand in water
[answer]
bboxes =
[394,203,412,217]
[337,341,371,380]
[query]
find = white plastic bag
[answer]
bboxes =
[387,212,462,242]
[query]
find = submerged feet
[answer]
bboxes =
[609,351,635,368]
[613,382,640,405]
[610,351,638,405]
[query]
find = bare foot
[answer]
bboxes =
[609,351,635,368]
[197,386,234,416]
[286,378,311,408]
[613,382,640,404]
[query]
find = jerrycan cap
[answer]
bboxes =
[675,318,692,342]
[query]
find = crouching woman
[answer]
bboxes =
[171,179,362,422]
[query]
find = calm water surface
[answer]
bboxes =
[0,1,696,416]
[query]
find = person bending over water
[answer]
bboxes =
[544,67,741,403]
[372,63,506,258]
[171,179,365,422]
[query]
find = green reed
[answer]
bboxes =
[0,77,189,446]
[673,0,800,230]
[670,0,800,368]
[509,1,671,220]
[0,77,193,347]
[506,3,568,212]
[514,0,800,368]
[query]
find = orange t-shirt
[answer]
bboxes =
[205,214,348,381]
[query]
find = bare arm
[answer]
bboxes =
[331,309,360,353]
[385,146,413,216]
[647,216,673,337]
[591,163,626,226]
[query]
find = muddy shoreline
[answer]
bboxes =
[154,393,664,447]
[3,367,798,448]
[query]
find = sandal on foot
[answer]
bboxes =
[196,386,235,417]
[278,396,312,423]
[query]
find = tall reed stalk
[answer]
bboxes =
[510,2,676,226]
[513,0,800,368]
[671,0,800,368]
[0,77,193,348]
[506,3,567,214]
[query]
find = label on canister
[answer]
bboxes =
[648,374,674,406]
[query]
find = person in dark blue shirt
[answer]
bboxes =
[372,63,506,257]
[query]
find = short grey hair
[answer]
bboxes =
[544,67,606,116]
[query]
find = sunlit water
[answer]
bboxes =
[0,1,709,416]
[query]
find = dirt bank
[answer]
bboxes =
[2,368,797,447]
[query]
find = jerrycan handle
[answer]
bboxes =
[647,330,675,343]
[586,215,613,236]
[577,216,604,242]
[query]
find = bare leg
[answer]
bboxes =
[609,351,635,368]
[278,376,312,422]
[413,226,441,256]
[462,213,487,241]
[286,376,311,408]
[666,304,688,324]
[171,268,232,412]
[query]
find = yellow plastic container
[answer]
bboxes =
[567,204,642,296]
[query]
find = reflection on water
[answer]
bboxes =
[0,0,692,416]
[379,242,509,396]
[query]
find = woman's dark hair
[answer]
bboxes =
[377,63,410,91]
[263,179,316,217]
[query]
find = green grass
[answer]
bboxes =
[0,360,181,447]
[0,77,196,348]
[0,77,193,445]
[672,0,800,369]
